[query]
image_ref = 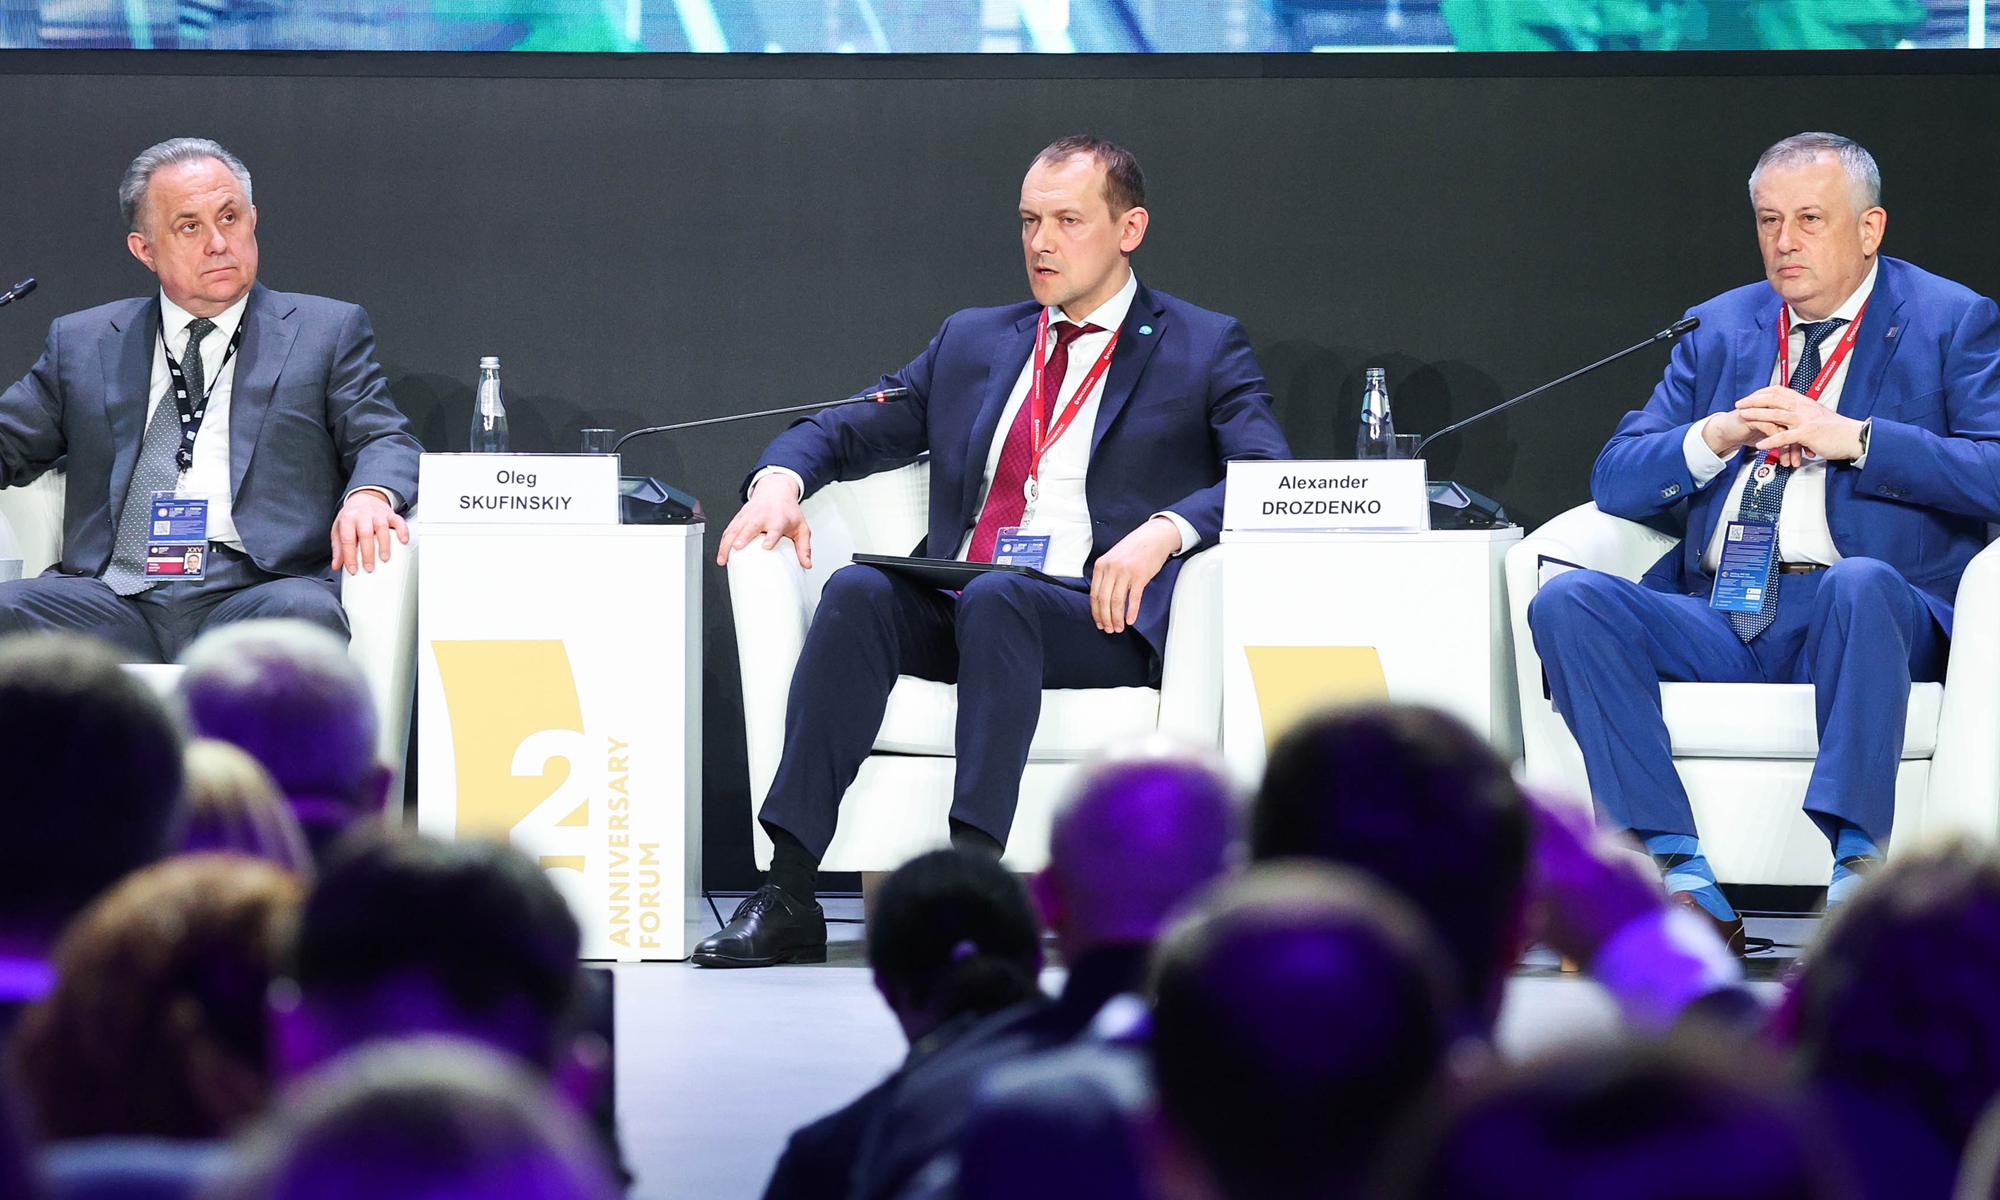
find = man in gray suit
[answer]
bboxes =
[0,137,420,661]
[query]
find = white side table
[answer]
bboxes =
[1220,527,1524,784]
[416,522,703,961]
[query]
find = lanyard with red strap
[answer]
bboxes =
[1758,298,1869,467]
[1023,307,1119,514]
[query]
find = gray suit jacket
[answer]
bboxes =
[0,282,422,580]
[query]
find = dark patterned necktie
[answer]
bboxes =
[967,320,1102,562]
[1725,316,1847,642]
[104,316,214,596]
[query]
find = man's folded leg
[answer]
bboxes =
[0,574,163,661]
[949,571,1155,852]
[697,563,958,967]
[1528,568,1765,936]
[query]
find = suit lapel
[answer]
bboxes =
[1089,284,1166,458]
[102,297,161,525]
[1832,261,1906,424]
[228,284,299,500]
[959,311,1038,524]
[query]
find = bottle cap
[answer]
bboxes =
[479,356,501,369]
[1366,367,1387,381]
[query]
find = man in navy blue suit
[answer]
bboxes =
[699,136,1290,967]
[1530,133,2000,950]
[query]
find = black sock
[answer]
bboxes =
[765,824,819,904]
[949,819,1004,860]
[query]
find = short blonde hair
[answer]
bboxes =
[176,739,314,877]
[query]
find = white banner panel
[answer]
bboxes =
[420,453,620,525]
[1223,460,1429,532]
[417,523,703,960]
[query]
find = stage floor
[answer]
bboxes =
[610,901,1804,1200]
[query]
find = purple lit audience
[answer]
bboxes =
[16,610,2000,1200]
[13,855,304,1200]
[219,1038,618,1200]
[177,620,393,857]
[174,739,316,876]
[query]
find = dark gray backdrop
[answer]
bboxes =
[0,50,1994,887]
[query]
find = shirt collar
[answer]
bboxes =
[1790,258,1878,332]
[160,289,251,353]
[1047,268,1138,335]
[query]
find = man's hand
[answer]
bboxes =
[1735,387,1867,463]
[1703,389,1805,467]
[1526,793,1664,970]
[717,474,812,568]
[330,489,409,575]
[1089,516,1181,634]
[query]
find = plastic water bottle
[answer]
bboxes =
[471,356,509,453]
[1356,366,1395,459]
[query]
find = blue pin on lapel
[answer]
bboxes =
[1139,325,1153,335]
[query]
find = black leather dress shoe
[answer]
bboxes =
[691,884,828,967]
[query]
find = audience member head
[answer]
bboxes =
[868,849,1043,1045]
[175,738,315,877]
[1957,1090,2000,1200]
[1149,863,1453,1200]
[223,1037,617,1200]
[1251,704,1529,1030]
[177,620,389,858]
[1033,736,1238,965]
[276,832,581,1077]
[1387,1037,1842,1200]
[12,854,304,1140]
[0,632,183,958]
[1793,839,2000,1159]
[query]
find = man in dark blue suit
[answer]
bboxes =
[0,138,419,663]
[1530,133,2000,945]
[701,137,1290,966]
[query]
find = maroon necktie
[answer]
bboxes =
[967,320,1102,562]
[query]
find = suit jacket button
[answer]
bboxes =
[1879,485,1894,496]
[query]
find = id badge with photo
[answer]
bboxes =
[144,493,209,581]
[1709,520,1776,614]
[993,528,1052,573]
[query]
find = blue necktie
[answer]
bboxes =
[1725,317,1847,642]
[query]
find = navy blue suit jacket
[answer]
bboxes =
[0,283,422,582]
[750,281,1290,653]
[1592,256,2000,636]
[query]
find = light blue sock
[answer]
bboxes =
[1640,832,1737,922]
[1813,815,1882,909]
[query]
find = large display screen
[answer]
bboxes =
[4,0,1992,52]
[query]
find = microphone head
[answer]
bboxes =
[0,278,33,306]
[1665,316,1700,338]
[867,385,912,403]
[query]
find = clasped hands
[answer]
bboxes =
[717,474,1180,636]
[1703,385,1867,467]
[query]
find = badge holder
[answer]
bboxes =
[1710,520,1776,614]
[994,477,1053,572]
[144,493,210,582]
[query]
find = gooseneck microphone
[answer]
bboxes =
[1414,317,1699,458]
[612,385,911,453]
[0,278,37,308]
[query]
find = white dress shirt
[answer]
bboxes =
[1689,258,1878,574]
[757,269,1197,578]
[150,291,250,548]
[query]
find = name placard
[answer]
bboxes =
[1223,460,1429,532]
[420,453,620,525]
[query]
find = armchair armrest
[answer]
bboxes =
[1157,547,1224,747]
[1925,535,2000,842]
[727,543,814,809]
[340,521,420,787]
[1505,503,1677,807]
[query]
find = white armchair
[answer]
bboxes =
[0,471,421,785]
[727,460,1226,873]
[1506,502,2000,885]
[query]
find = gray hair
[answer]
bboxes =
[118,137,254,233]
[1749,132,1882,212]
